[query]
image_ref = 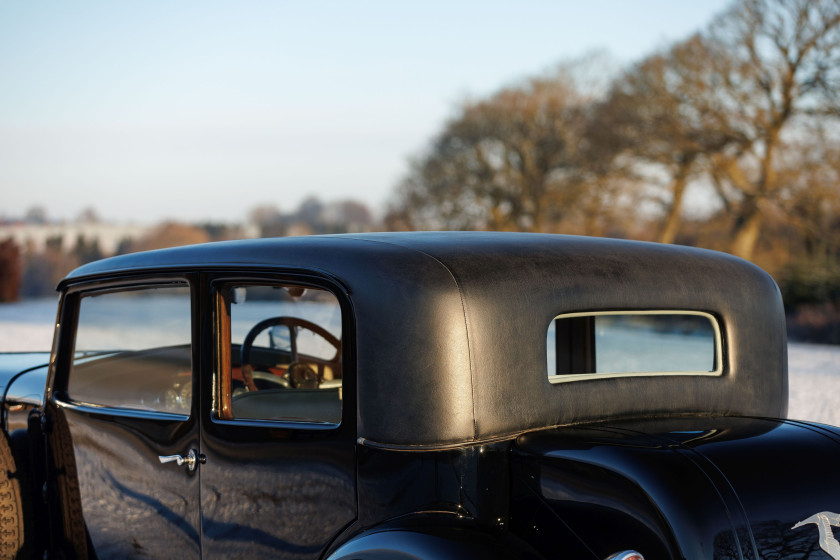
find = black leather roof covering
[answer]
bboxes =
[64,232,788,448]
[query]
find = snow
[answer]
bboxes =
[1,299,839,425]
[787,343,840,426]
[0,298,58,353]
[0,322,55,352]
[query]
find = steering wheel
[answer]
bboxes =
[240,316,341,391]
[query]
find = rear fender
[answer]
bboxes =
[326,522,545,560]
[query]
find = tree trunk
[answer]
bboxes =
[657,163,691,244]
[729,196,763,261]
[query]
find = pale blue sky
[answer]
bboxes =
[1,1,732,224]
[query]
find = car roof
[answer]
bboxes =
[62,232,788,449]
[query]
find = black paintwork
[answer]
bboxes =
[0,232,828,560]
[0,353,50,395]
[0,354,49,432]
[58,402,202,557]
[513,417,840,560]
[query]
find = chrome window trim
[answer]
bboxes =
[55,398,191,422]
[548,310,723,384]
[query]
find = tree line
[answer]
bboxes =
[0,196,375,301]
[386,0,840,342]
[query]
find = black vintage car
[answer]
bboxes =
[0,232,836,559]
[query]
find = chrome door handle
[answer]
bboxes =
[158,449,204,473]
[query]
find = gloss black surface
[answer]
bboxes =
[58,402,200,558]
[199,419,356,558]
[0,353,50,395]
[354,443,510,529]
[514,417,840,560]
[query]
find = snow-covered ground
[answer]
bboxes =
[786,342,840,426]
[0,298,58,352]
[1,299,839,425]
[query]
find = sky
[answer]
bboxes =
[0,1,732,225]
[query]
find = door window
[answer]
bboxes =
[215,283,342,424]
[67,283,192,415]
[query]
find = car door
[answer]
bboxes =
[51,278,201,559]
[198,276,356,559]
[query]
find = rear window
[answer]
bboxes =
[547,311,721,383]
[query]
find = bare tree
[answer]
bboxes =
[0,239,21,302]
[389,0,840,265]
[76,207,100,224]
[393,64,609,233]
[705,0,840,259]
[776,124,840,261]
[20,236,78,298]
[131,223,211,252]
[323,200,374,233]
[592,34,749,243]
[249,204,285,237]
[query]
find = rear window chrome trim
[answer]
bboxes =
[547,310,723,384]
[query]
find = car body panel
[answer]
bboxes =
[0,353,49,403]
[56,401,201,558]
[327,520,546,560]
[0,353,49,431]
[199,415,357,557]
[514,416,840,560]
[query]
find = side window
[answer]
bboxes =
[547,311,721,383]
[216,283,342,425]
[67,283,192,415]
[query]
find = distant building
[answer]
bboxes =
[0,222,153,255]
[0,220,261,256]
